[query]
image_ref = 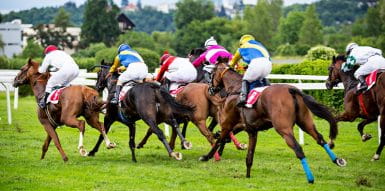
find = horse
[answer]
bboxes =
[88,61,195,161]
[199,61,346,183]
[13,59,115,162]
[326,55,385,161]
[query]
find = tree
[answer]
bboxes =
[298,5,323,46]
[54,8,71,32]
[81,0,120,46]
[21,39,44,59]
[33,24,76,49]
[276,11,305,44]
[174,0,215,29]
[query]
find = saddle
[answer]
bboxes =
[119,81,138,101]
[358,69,384,93]
[47,86,66,104]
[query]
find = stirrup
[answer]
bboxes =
[110,98,119,105]
[38,101,46,109]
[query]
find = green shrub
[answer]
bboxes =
[95,48,116,64]
[305,45,337,61]
[272,59,344,111]
[294,44,311,56]
[72,43,107,58]
[275,44,297,56]
[136,48,160,73]
[74,57,97,70]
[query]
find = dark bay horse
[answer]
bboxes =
[89,62,194,161]
[13,59,115,161]
[326,55,385,161]
[200,62,346,183]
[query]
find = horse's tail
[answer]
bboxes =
[288,88,338,141]
[83,86,106,112]
[156,87,195,119]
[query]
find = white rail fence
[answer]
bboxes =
[0,70,380,144]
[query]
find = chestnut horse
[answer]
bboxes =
[88,62,194,161]
[326,55,385,161]
[13,59,115,161]
[200,62,346,183]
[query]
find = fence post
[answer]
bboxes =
[1,83,12,125]
[164,124,170,137]
[379,116,382,145]
[14,87,18,109]
[298,79,305,144]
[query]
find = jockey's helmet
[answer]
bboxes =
[204,36,217,47]
[44,45,58,55]
[345,42,358,54]
[239,34,255,46]
[118,44,131,53]
[160,51,170,65]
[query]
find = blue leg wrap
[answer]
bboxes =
[323,144,337,161]
[301,158,314,183]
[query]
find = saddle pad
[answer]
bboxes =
[47,87,66,104]
[119,83,134,101]
[365,70,378,90]
[245,86,268,108]
[170,86,185,97]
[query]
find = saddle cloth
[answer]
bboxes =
[47,87,66,104]
[364,70,379,90]
[245,86,268,108]
[170,86,185,97]
[119,82,136,101]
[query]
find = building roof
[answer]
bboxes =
[117,13,136,28]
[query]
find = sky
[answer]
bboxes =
[0,0,318,13]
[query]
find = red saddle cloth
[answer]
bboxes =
[170,86,185,97]
[365,70,378,90]
[245,87,268,108]
[47,87,66,104]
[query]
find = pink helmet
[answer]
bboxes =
[44,45,58,55]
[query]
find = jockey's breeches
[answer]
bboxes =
[117,62,148,85]
[354,55,385,79]
[243,57,272,82]
[45,65,79,93]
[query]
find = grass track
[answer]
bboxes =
[0,94,384,190]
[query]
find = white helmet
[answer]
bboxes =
[345,42,358,53]
[204,36,217,47]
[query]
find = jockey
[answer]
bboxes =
[38,45,80,109]
[155,51,197,92]
[192,36,232,82]
[229,34,272,107]
[344,42,385,93]
[109,44,148,105]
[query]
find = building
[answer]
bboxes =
[117,13,136,32]
[0,20,24,58]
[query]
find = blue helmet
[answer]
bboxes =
[118,44,131,53]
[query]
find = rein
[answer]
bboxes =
[220,67,230,79]
[45,107,59,127]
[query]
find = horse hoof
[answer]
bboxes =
[199,155,209,161]
[183,141,192,150]
[87,152,95,157]
[136,144,144,149]
[63,156,69,162]
[308,180,314,184]
[79,148,88,156]
[362,134,372,142]
[371,154,380,161]
[170,152,182,160]
[107,142,116,149]
[237,143,248,150]
[335,158,347,167]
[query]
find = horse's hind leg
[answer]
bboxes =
[372,115,385,161]
[61,116,87,156]
[41,134,51,160]
[358,118,376,142]
[275,126,314,183]
[127,123,137,162]
[42,123,68,161]
[296,116,346,166]
[245,131,257,178]
[85,114,116,149]
[137,128,153,149]
[170,119,192,150]
[89,115,114,156]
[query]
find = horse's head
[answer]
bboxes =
[188,48,205,63]
[95,60,112,92]
[211,61,229,91]
[326,55,345,90]
[13,58,40,87]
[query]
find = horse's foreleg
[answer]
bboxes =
[88,116,114,156]
[171,119,192,150]
[42,123,68,161]
[86,114,116,149]
[207,117,217,132]
[148,120,182,160]
[246,131,257,178]
[194,120,220,160]
[199,127,231,161]
[357,118,376,141]
[137,128,153,149]
[128,123,137,162]
[181,121,188,149]
[41,134,52,160]
[372,116,385,161]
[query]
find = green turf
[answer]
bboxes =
[0,94,384,190]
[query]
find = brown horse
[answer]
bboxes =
[326,55,385,161]
[13,59,115,161]
[200,62,346,183]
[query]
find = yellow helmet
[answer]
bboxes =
[239,34,255,46]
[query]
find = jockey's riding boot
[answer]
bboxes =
[204,72,212,83]
[110,85,122,105]
[357,75,368,93]
[237,80,249,107]
[262,78,271,86]
[38,92,49,109]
